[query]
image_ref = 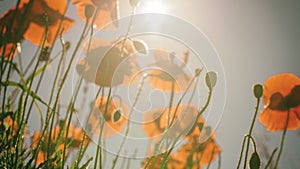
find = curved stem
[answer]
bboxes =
[167,81,175,128]
[241,97,260,169]
[274,109,290,169]
[111,75,147,169]
[264,148,278,169]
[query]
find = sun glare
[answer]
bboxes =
[140,1,167,14]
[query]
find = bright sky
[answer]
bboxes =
[1,0,299,168]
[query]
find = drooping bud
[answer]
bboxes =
[85,4,95,20]
[249,151,261,169]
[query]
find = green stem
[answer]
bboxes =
[274,109,290,169]
[217,153,222,169]
[76,87,102,166]
[241,97,260,169]
[167,81,175,128]
[94,87,112,169]
[111,74,147,169]
[29,20,89,168]
[264,148,278,169]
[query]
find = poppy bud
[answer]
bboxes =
[195,68,202,76]
[253,84,263,99]
[85,4,95,20]
[130,0,140,8]
[205,71,217,90]
[65,41,71,50]
[183,50,189,64]
[249,151,261,169]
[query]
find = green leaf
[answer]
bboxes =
[0,81,51,110]
[132,40,148,54]
[249,151,261,169]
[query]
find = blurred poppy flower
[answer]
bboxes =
[142,104,199,143]
[149,49,194,93]
[0,0,74,49]
[76,38,139,87]
[21,0,75,46]
[142,107,166,143]
[32,129,69,166]
[259,73,300,131]
[87,96,128,138]
[141,152,185,169]
[31,123,89,165]
[172,136,221,168]
[0,115,18,144]
[0,6,26,59]
[72,0,118,29]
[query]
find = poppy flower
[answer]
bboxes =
[142,104,199,143]
[20,0,75,46]
[32,127,69,166]
[141,146,186,169]
[72,0,118,29]
[0,115,18,144]
[142,107,166,143]
[259,73,300,131]
[87,96,128,138]
[69,127,90,147]
[76,38,139,87]
[172,136,221,168]
[149,49,194,93]
[141,152,185,169]
[0,6,27,59]
[31,123,89,166]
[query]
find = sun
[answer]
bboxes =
[139,1,167,14]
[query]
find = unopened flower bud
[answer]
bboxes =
[253,84,263,99]
[205,71,217,90]
[130,0,140,8]
[65,41,71,50]
[85,4,95,20]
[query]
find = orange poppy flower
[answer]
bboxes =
[70,127,90,147]
[142,107,166,143]
[76,38,139,87]
[32,130,69,166]
[72,0,118,29]
[141,146,186,169]
[19,0,75,46]
[31,123,89,166]
[149,49,194,93]
[141,152,186,169]
[0,6,27,59]
[87,96,128,138]
[172,136,221,168]
[142,104,200,143]
[259,73,300,131]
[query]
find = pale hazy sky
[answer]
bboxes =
[1,1,299,168]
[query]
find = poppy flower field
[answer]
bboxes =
[0,0,299,168]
